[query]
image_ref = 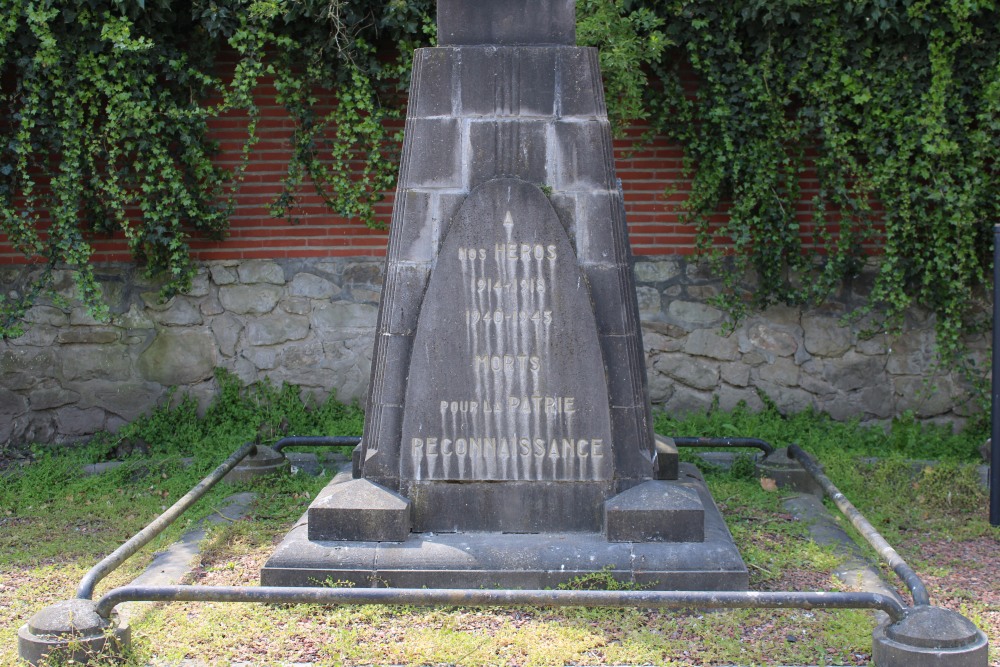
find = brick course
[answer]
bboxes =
[0,68,713,264]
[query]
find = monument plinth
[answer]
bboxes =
[262,0,748,590]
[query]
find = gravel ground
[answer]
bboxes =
[906,535,1000,646]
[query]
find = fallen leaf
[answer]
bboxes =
[760,477,778,492]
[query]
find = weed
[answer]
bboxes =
[0,370,347,566]
[654,401,985,463]
[112,368,364,461]
[915,462,985,514]
[556,566,646,591]
[318,577,357,588]
[728,452,758,481]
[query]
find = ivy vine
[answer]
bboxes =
[646,0,999,386]
[1,0,997,401]
[0,0,433,336]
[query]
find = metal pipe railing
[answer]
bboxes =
[991,223,1000,526]
[73,437,921,637]
[272,435,361,453]
[76,442,257,600]
[94,584,907,622]
[787,444,931,607]
[673,437,774,456]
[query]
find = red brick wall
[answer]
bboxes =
[0,74,733,265]
[613,126,695,256]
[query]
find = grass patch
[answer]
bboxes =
[708,476,843,586]
[1,389,996,665]
[659,402,990,542]
[657,402,985,462]
[0,369,358,566]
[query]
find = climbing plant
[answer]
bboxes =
[0,0,433,337]
[645,0,999,382]
[576,0,668,132]
[1,0,997,396]
[1,0,267,334]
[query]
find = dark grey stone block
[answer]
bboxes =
[557,48,605,118]
[261,464,747,591]
[610,405,655,480]
[551,120,616,191]
[599,334,643,406]
[389,189,433,262]
[263,517,378,587]
[372,335,413,406]
[468,120,548,185]
[458,48,557,117]
[654,434,679,481]
[605,480,704,543]
[351,443,363,478]
[435,192,466,231]
[407,481,609,533]
[571,192,622,265]
[391,190,465,264]
[545,190,577,237]
[365,333,412,404]
[382,265,430,335]
[438,0,575,46]
[456,48,498,117]
[399,179,612,489]
[266,6,738,591]
[410,49,455,118]
[308,475,411,542]
[397,118,464,189]
[356,403,403,483]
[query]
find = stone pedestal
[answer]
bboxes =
[263,0,747,591]
[264,464,746,590]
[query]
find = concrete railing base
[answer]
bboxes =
[872,605,988,666]
[18,599,130,666]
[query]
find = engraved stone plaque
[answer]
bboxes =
[401,179,612,483]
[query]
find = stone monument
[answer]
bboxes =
[262,0,748,590]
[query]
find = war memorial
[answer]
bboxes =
[17,2,990,665]
[260,0,747,590]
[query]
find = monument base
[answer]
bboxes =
[261,464,748,591]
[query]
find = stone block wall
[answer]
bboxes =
[1,258,382,444]
[0,256,985,444]
[635,259,986,424]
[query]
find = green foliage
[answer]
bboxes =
[0,370,356,564]
[114,368,364,458]
[556,565,647,591]
[1,402,993,663]
[0,443,209,563]
[728,451,758,480]
[913,461,986,513]
[0,0,275,332]
[0,0,434,336]
[655,400,983,461]
[2,0,997,390]
[646,0,999,380]
[576,0,668,132]
[707,475,843,585]
[658,403,991,544]
[264,0,435,225]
